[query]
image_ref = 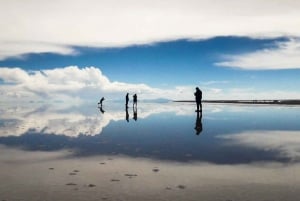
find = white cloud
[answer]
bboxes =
[1,0,300,59]
[216,38,300,70]
[218,131,300,161]
[1,66,300,101]
[0,41,76,60]
[0,66,200,101]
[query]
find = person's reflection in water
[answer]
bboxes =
[125,93,129,108]
[133,94,137,108]
[133,106,138,121]
[195,111,203,135]
[98,97,105,107]
[99,106,105,114]
[125,106,129,122]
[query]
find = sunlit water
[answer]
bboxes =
[1,101,300,201]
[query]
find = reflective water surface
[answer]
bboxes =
[1,102,300,201]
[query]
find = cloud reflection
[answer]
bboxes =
[1,145,300,201]
[218,130,300,162]
[0,102,195,137]
[1,103,300,164]
[0,104,109,137]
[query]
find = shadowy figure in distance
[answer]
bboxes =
[125,106,129,122]
[195,111,203,135]
[99,106,105,114]
[98,97,105,107]
[125,93,129,108]
[133,94,137,108]
[133,106,138,121]
[194,87,202,112]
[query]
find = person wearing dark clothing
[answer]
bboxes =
[194,87,202,112]
[125,93,129,108]
[133,94,137,108]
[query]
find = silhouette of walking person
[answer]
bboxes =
[98,97,105,107]
[125,93,129,108]
[133,94,137,108]
[194,87,202,112]
[195,111,203,135]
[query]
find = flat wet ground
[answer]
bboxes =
[1,102,300,201]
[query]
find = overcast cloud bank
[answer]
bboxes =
[1,0,300,60]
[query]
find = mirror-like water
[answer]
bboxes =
[1,102,300,201]
[1,102,300,163]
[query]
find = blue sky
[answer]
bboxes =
[1,0,300,101]
[0,37,283,84]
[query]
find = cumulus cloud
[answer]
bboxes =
[1,0,300,59]
[1,66,300,101]
[0,66,102,100]
[0,66,208,102]
[216,38,300,70]
[218,131,300,161]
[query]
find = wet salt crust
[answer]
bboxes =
[0,102,300,201]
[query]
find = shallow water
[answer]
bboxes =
[1,102,300,200]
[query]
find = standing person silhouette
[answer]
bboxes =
[194,87,202,112]
[133,94,137,108]
[125,93,129,108]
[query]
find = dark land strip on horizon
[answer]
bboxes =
[174,99,300,105]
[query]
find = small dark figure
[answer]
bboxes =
[98,97,105,107]
[99,106,105,114]
[194,87,202,112]
[195,111,203,135]
[133,94,137,108]
[125,93,129,108]
[133,106,137,121]
[125,106,129,122]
